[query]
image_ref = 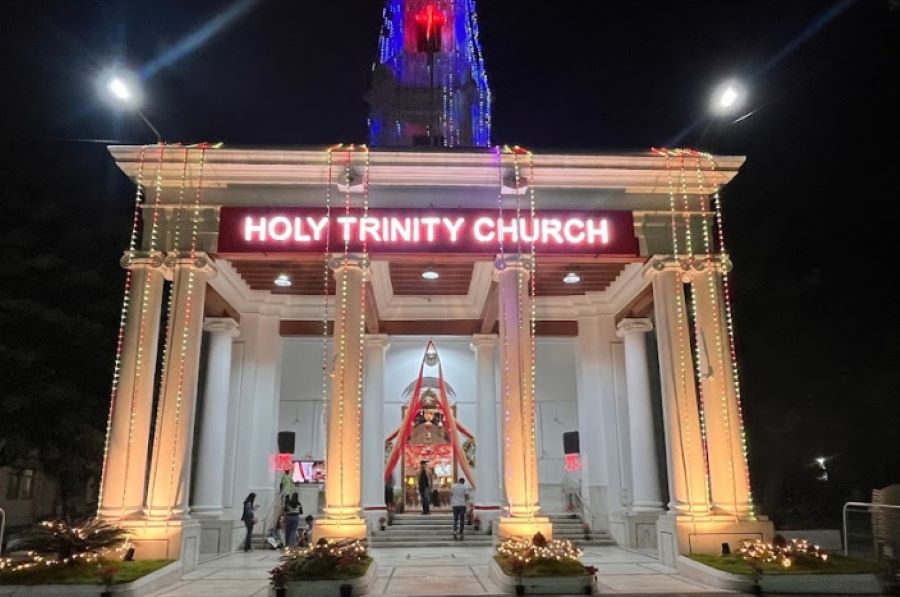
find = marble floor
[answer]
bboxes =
[144,545,734,596]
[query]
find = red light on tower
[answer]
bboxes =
[415,4,445,52]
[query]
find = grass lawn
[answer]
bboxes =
[285,556,373,581]
[690,553,883,576]
[0,559,172,585]
[494,555,589,577]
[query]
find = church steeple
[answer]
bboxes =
[367,0,492,148]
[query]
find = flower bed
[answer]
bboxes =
[269,538,378,596]
[490,533,595,594]
[0,559,171,585]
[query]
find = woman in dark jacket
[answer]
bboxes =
[241,493,257,552]
[283,493,303,547]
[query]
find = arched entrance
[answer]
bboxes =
[384,342,476,512]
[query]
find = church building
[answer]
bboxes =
[97,0,772,570]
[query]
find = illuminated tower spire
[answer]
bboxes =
[367,0,492,147]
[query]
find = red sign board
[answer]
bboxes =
[217,208,638,256]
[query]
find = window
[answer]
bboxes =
[19,469,34,499]
[4,469,35,500]
[6,471,20,500]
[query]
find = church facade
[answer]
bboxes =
[97,0,771,570]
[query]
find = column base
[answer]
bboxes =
[472,505,502,535]
[118,519,202,572]
[190,505,224,519]
[497,516,553,541]
[312,517,368,543]
[656,513,774,567]
[362,506,388,530]
[198,519,240,554]
[608,509,663,549]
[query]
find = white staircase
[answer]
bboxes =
[368,512,614,548]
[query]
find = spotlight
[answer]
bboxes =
[562,272,581,284]
[274,273,292,287]
[422,267,439,280]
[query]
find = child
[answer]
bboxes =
[298,515,315,547]
[266,515,284,549]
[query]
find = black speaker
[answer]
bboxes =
[563,431,580,455]
[277,431,296,454]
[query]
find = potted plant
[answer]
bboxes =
[378,517,387,532]
[270,565,287,597]
[581,522,591,541]
[98,564,118,597]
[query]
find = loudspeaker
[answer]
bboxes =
[277,431,296,454]
[563,431,580,455]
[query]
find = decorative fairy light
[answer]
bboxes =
[356,144,371,498]
[657,147,705,508]
[677,151,713,485]
[690,152,739,515]
[526,147,538,518]
[705,152,756,517]
[97,144,147,513]
[497,533,584,566]
[321,144,339,465]
[738,538,828,568]
[495,144,513,499]
[0,521,128,573]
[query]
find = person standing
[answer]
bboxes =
[241,493,258,552]
[418,462,432,514]
[283,492,303,547]
[450,477,469,540]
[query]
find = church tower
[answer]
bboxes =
[367,0,492,147]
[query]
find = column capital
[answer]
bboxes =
[493,254,533,282]
[203,317,240,337]
[643,254,732,282]
[120,250,168,271]
[164,251,217,277]
[616,318,653,337]
[470,333,499,352]
[364,333,391,351]
[328,254,370,273]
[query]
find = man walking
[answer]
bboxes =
[451,477,468,540]
[418,461,432,514]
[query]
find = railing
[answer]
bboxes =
[564,487,595,526]
[0,507,5,555]
[842,501,900,558]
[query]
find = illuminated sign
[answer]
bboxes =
[217,208,638,255]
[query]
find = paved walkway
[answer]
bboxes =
[145,545,732,596]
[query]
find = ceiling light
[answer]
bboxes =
[274,273,292,287]
[422,267,440,280]
[563,272,581,284]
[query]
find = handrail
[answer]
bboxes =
[565,487,596,527]
[842,501,900,556]
[0,507,5,555]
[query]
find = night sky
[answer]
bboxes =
[1,0,898,524]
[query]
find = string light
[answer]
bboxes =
[321,144,340,468]
[738,538,828,567]
[497,533,584,566]
[97,143,147,514]
[657,147,706,509]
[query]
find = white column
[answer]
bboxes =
[362,334,389,525]
[692,268,752,517]
[646,261,709,516]
[617,318,664,512]
[145,253,214,520]
[471,334,501,517]
[99,251,168,519]
[495,256,551,540]
[191,318,239,518]
[314,255,368,542]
